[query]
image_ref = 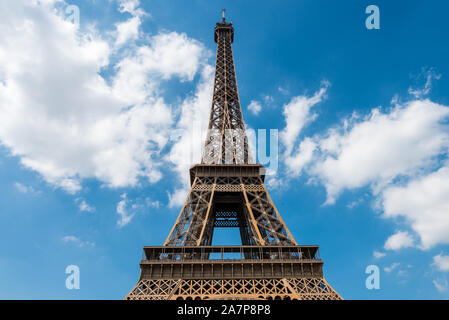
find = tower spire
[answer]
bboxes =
[202,12,252,165]
[222,8,226,23]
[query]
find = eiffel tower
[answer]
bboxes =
[125,10,341,300]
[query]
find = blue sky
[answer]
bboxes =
[1,0,449,299]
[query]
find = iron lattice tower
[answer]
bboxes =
[125,11,341,300]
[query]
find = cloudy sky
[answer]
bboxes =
[1,0,449,299]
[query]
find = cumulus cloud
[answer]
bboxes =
[280,78,449,250]
[115,15,141,48]
[168,188,189,209]
[145,197,161,208]
[285,137,317,176]
[382,166,449,249]
[114,32,207,89]
[75,198,95,213]
[408,68,441,98]
[118,0,143,16]
[116,193,134,227]
[432,253,449,272]
[114,0,149,48]
[14,182,39,194]
[384,231,414,251]
[433,278,448,293]
[62,235,95,247]
[0,0,208,194]
[247,100,262,115]
[280,81,329,158]
[384,262,400,273]
[311,100,449,204]
[276,82,329,178]
[373,250,386,259]
[166,65,214,208]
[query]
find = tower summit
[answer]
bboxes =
[202,9,249,165]
[125,12,341,300]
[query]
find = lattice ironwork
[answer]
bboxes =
[202,12,252,165]
[126,278,341,300]
[125,11,341,301]
[164,171,296,247]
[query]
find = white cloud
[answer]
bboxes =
[384,231,414,251]
[310,100,449,204]
[114,32,207,86]
[433,278,448,293]
[347,198,364,209]
[168,188,188,209]
[14,182,33,194]
[278,86,289,95]
[408,68,441,98]
[116,193,134,227]
[145,197,161,208]
[166,65,214,208]
[384,262,400,273]
[247,100,262,115]
[118,0,142,16]
[76,199,95,213]
[111,32,207,109]
[285,137,317,176]
[62,235,80,243]
[382,165,449,249]
[280,81,329,158]
[0,1,208,194]
[58,179,82,194]
[265,176,286,190]
[373,250,386,259]
[280,84,449,250]
[62,235,95,247]
[114,0,149,49]
[263,95,274,104]
[115,194,160,223]
[115,16,141,47]
[432,253,449,272]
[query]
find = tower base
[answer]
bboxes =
[125,245,342,300]
[125,277,341,300]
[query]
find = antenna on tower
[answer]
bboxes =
[222,9,226,23]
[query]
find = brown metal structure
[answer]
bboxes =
[125,11,341,300]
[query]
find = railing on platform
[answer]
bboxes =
[142,245,320,262]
